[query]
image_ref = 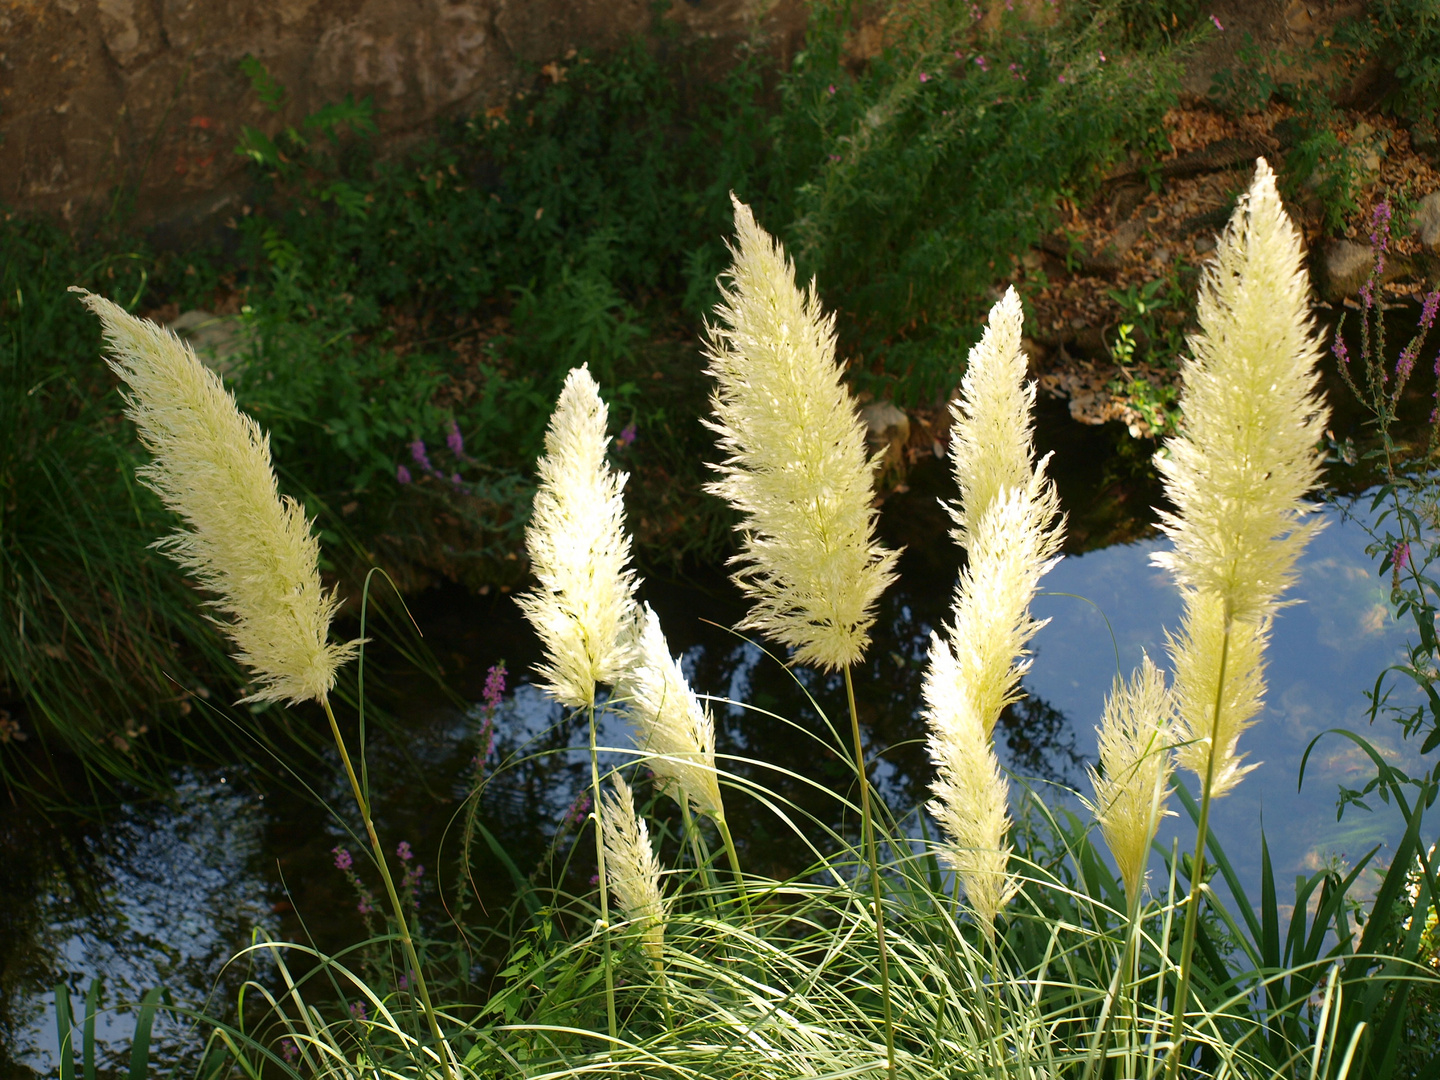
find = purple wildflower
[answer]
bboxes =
[446,419,464,456]
[975,55,989,72]
[410,440,432,471]
[349,1001,367,1022]
[617,423,637,447]
[483,663,507,713]
[919,72,930,83]
[827,84,836,95]
[357,898,372,915]
[333,846,353,871]
[451,472,462,486]
[280,1039,298,1065]
[1371,202,1393,253]
[397,840,413,862]
[1333,335,1351,365]
[396,464,411,484]
[1421,289,1440,331]
[565,793,592,828]
[1395,541,1412,572]
[1210,14,1224,31]
[829,154,841,162]
[1398,342,1420,382]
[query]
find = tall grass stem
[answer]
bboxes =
[844,665,895,1080]
[321,695,454,1080]
[1164,622,1232,1080]
[586,701,619,1043]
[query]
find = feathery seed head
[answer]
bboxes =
[601,777,666,963]
[1151,160,1327,799]
[944,479,1062,738]
[949,286,1045,548]
[923,630,1017,938]
[1168,591,1268,798]
[703,195,899,672]
[517,366,638,708]
[1151,159,1329,624]
[615,604,724,820]
[75,289,357,705]
[921,288,1066,936]
[1086,655,1175,903]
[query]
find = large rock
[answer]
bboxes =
[1415,191,1440,251]
[1314,238,1420,302]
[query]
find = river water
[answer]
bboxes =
[1,396,1431,1076]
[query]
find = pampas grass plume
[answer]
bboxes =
[75,289,357,705]
[1086,655,1175,903]
[616,604,725,820]
[704,195,898,672]
[601,777,666,963]
[518,365,638,708]
[924,289,1065,932]
[1153,160,1329,796]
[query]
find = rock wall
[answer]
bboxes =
[1,0,1372,235]
[0,0,802,231]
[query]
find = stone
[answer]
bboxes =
[1318,240,1375,302]
[861,400,910,479]
[1415,191,1440,251]
[168,310,256,377]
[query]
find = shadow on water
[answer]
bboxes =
[3,317,1438,1073]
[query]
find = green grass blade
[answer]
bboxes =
[53,983,74,1080]
[128,987,164,1080]
[82,978,100,1080]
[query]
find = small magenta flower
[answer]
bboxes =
[1333,335,1351,365]
[1395,541,1412,572]
[919,72,930,83]
[1398,341,1421,382]
[1098,51,1107,62]
[1421,289,1439,331]
[333,845,352,871]
[483,663,507,712]
[357,898,372,915]
[410,440,432,471]
[827,84,836,95]
[447,419,464,456]
[396,839,413,862]
[1211,14,1224,31]
[451,472,462,486]
[349,1001,367,1021]
[975,55,989,71]
[396,464,411,484]
[617,423,637,447]
[280,1039,297,1064]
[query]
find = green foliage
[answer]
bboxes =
[1335,0,1440,127]
[0,215,246,791]
[777,0,1186,401]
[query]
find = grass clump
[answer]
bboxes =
[61,159,1440,1080]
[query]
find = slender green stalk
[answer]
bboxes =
[1164,624,1232,1080]
[679,799,720,917]
[714,815,754,924]
[844,666,895,1080]
[586,701,619,1044]
[321,696,454,1080]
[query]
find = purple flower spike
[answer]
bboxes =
[410,440,432,471]
[1210,14,1224,31]
[1333,336,1351,365]
[447,419,464,456]
[617,423,637,447]
[1395,541,1412,572]
[333,846,353,871]
[1421,290,1440,331]
[396,464,411,485]
[397,840,413,862]
[1398,343,1419,382]
[451,472,462,486]
[483,663,507,711]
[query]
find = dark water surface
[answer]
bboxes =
[1,396,1429,1076]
